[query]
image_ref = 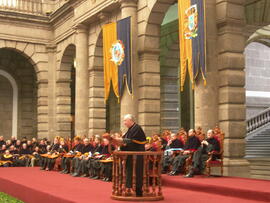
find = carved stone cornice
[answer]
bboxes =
[73,24,88,34]
[118,0,138,9]
[97,12,110,22]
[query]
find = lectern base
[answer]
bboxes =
[111,195,164,201]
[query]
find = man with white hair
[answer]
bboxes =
[114,114,146,197]
[185,129,220,177]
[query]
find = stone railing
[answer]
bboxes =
[0,0,43,15]
[247,107,270,133]
[112,151,164,201]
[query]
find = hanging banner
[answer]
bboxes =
[178,0,206,91]
[102,17,132,101]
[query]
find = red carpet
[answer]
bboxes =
[0,167,269,203]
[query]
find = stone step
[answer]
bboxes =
[246,142,270,146]
[248,136,270,139]
[250,170,270,176]
[250,174,270,180]
[247,135,270,138]
[257,133,270,136]
[246,145,270,148]
[246,148,270,151]
[246,157,270,159]
[248,158,270,180]
[250,166,270,170]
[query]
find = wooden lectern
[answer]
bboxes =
[111,151,164,201]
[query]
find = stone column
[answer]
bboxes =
[216,0,249,177]
[119,0,138,130]
[194,0,219,132]
[75,25,89,136]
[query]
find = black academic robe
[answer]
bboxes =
[58,145,69,153]
[121,123,146,152]
[206,137,220,152]
[91,144,103,154]
[38,144,47,154]
[184,136,201,151]
[51,144,60,152]
[72,144,83,153]
[169,139,183,149]
[15,144,21,150]
[10,149,19,155]
[0,140,6,147]
[81,144,93,154]
[121,123,146,196]
[19,148,32,155]
[11,140,17,145]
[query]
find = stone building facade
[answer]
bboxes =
[0,0,269,177]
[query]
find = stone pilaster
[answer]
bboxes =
[138,50,161,136]
[37,79,49,139]
[216,0,249,177]
[88,17,108,136]
[119,0,139,131]
[46,44,57,139]
[75,24,89,136]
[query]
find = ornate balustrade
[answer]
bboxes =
[247,107,270,133]
[0,0,43,15]
[112,151,164,201]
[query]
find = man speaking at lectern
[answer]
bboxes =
[115,114,147,197]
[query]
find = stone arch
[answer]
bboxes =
[0,40,49,139]
[56,44,76,138]
[0,48,38,139]
[244,24,270,119]
[0,69,18,139]
[246,25,270,46]
[0,40,49,82]
[137,0,177,52]
[244,41,270,119]
[159,17,194,132]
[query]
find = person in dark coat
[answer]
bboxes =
[40,137,60,170]
[162,133,184,173]
[11,136,17,146]
[0,150,13,167]
[72,138,93,177]
[17,143,32,166]
[60,136,83,174]
[0,136,5,148]
[86,135,103,178]
[169,129,201,175]
[114,114,147,197]
[185,129,220,177]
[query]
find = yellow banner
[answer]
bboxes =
[178,0,194,91]
[102,23,119,101]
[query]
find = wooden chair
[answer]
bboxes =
[205,127,224,176]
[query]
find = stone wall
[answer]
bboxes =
[0,75,13,139]
[245,42,270,118]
